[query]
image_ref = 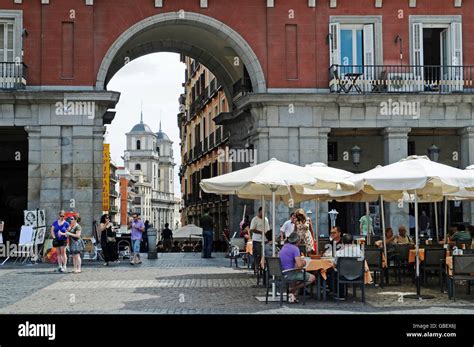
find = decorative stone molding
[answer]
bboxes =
[200,0,208,8]
[375,0,382,8]
[155,0,163,7]
[409,0,416,8]
[267,0,274,7]
[308,0,316,7]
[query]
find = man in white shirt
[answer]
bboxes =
[280,212,296,242]
[250,206,270,274]
[334,233,363,265]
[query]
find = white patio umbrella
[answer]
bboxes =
[200,158,357,300]
[354,155,474,298]
[173,224,203,241]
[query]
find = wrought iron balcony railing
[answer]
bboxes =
[0,62,27,90]
[329,64,474,94]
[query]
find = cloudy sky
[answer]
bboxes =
[104,52,185,198]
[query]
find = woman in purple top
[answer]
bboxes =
[50,210,70,273]
[278,232,316,303]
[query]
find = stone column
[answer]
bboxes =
[382,127,411,233]
[39,125,63,228]
[459,127,474,224]
[25,126,41,210]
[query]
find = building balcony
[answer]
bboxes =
[109,190,119,198]
[329,64,474,94]
[232,77,252,99]
[109,205,119,214]
[0,62,27,90]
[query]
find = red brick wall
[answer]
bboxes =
[6,0,471,89]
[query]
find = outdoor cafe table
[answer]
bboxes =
[409,248,451,264]
[305,257,373,284]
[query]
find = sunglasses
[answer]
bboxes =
[59,215,65,217]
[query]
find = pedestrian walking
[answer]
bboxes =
[99,214,119,266]
[50,210,69,273]
[64,215,84,273]
[129,213,145,265]
[200,208,214,258]
[161,223,173,252]
[250,206,270,273]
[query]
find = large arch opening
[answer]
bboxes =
[96,12,267,104]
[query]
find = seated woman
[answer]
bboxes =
[375,227,395,248]
[278,232,316,303]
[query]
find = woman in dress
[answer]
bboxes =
[99,214,119,266]
[50,210,69,273]
[293,208,315,255]
[64,215,83,273]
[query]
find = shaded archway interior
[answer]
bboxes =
[103,22,250,107]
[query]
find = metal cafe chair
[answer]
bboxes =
[365,248,387,288]
[421,248,446,291]
[335,257,366,304]
[265,257,308,307]
[447,255,474,301]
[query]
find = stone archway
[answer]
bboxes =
[95,11,267,101]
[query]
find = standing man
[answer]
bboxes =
[161,223,173,252]
[359,214,373,237]
[280,212,296,243]
[129,213,145,265]
[419,210,431,237]
[200,208,214,258]
[250,206,270,274]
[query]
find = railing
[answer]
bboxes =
[209,132,215,148]
[216,128,222,144]
[209,78,218,97]
[329,64,474,94]
[0,62,27,90]
[203,137,208,152]
[109,205,119,213]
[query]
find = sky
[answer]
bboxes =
[105,52,185,198]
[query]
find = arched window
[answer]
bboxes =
[135,163,141,171]
[136,140,141,150]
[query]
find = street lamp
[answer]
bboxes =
[351,145,362,167]
[328,209,339,228]
[427,144,440,162]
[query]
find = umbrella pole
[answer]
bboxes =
[365,201,371,245]
[315,199,319,249]
[380,195,387,262]
[434,201,439,243]
[444,196,448,243]
[415,191,420,297]
[272,190,276,300]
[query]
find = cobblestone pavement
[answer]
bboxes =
[0,253,473,314]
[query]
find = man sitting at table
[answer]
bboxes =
[279,232,316,303]
[393,226,413,244]
[323,226,343,257]
[450,224,472,242]
[334,233,362,264]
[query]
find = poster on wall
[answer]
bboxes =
[24,210,38,227]
[34,227,46,245]
[23,210,46,245]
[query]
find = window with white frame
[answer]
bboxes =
[0,20,14,62]
[410,16,463,91]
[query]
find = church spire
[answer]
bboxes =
[140,101,143,124]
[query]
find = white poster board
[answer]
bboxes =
[19,226,34,245]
